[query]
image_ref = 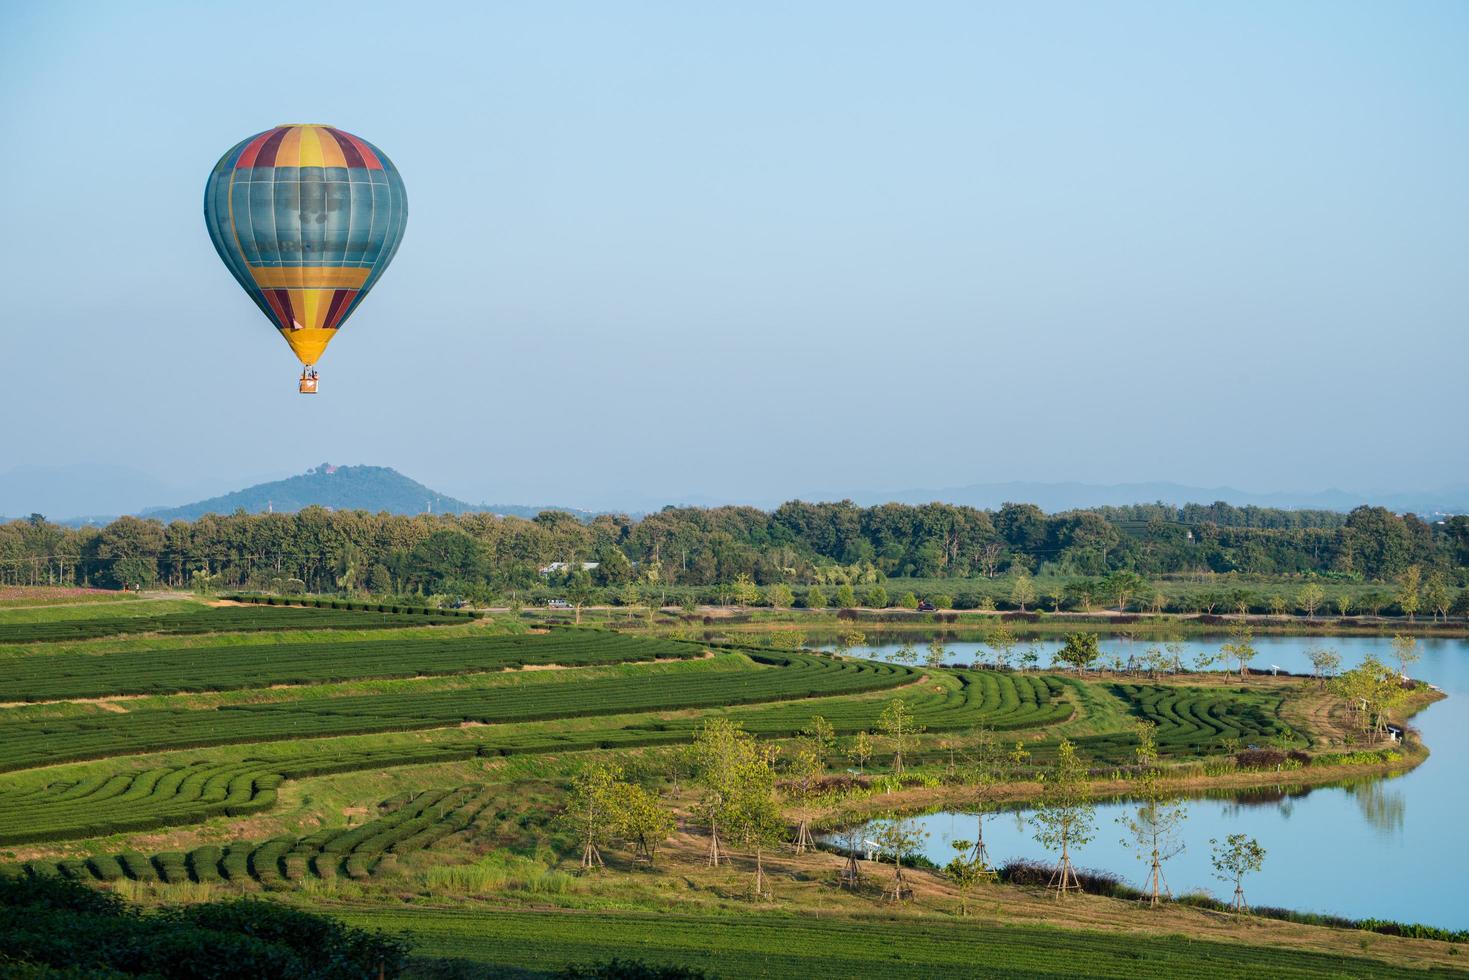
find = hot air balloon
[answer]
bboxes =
[203,125,407,393]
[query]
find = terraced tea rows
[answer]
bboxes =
[0,629,699,701]
[0,745,486,844]
[12,785,491,884]
[0,669,1082,844]
[0,653,912,772]
[638,670,1073,740]
[0,604,471,644]
[1113,683,1294,750]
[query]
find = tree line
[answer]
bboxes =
[3,498,1467,595]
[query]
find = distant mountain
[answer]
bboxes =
[838,480,1469,516]
[138,464,591,522]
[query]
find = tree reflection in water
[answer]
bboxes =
[1347,780,1406,835]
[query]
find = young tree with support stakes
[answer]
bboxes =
[838,823,865,888]
[925,637,948,669]
[611,781,674,866]
[944,839,995,916]
[728,745,784,900]
[847,730,873,774]
[878,698,922,775]
[960,728,1011,868]
[872,814,928,901]
[1211,833,1266,913]
[1118,722,1186,907]
[566,762,621,871]
[1032,739,1094,898]
[691,719,755,867]
[786,740,822,854]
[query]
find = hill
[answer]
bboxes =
[138,464,587,521]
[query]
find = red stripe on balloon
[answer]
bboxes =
[323,289,355,330]
[261,289,291,330]
[253,128,290,169]
[340,132,382,170]
[324,129,366,169]
[234,129,281,169]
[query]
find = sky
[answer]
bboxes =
[1,1,1466,512]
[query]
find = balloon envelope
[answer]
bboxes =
[203,125,407,366]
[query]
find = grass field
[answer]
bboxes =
[335,906,1461,979]
[0,592,1448,978]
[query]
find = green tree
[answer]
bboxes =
[925,637,948,669]
[930,593,953,610]
[1010,573,1037,612]
[566,569,595,625]
[1054,632,1100,673]
[986,620,1017,670]
[1396,565,1421,620]
[766,583,794,609]
[803,586,827,610]
[1422,574,1452,621]
[728,745,784,898]
[862,585,889,608]
[897,591,919,610]
[1391,633,1420,680]
[945,839,995,916]
[1306,646,1341,683]
[1119,722,1186,907]
[1101,571,1148,612]
[691,719,756,866]
[1211,833,1266,912]
[566,762,622,870]
[611,781,674,865]
[873,814,928,901]
[732,574,760,608]
[1297,583,1325,617]
[878,699,922,775]
[833,583,857,608]
[1334,592,1354,617]
[1032,739,1095,897]
[1220,623,1258,679]
[847,730,874,773]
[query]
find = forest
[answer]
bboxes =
[3,500,1467,598]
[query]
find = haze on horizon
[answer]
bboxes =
[1,1,1465,510]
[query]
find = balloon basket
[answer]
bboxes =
[298,374,319,395]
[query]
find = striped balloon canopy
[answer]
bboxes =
[203,124,408,368]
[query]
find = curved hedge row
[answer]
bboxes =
[11,785,492,885]
[0,744,485,845]
[0,629,700,701]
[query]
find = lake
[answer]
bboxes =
[826,633,1467,929]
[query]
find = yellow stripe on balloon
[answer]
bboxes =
[314,127,347,168]
[250,266,370,288]
[298,126,325,167]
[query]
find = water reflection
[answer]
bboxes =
[820,632,1465,928]
[1347,780,1406,835]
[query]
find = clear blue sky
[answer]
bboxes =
[2,1,1465,509]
